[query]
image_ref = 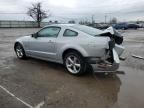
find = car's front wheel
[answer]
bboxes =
[15,43,26,59]
[64,51,86,75]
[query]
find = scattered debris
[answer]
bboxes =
[132,54,144,60]
[116,71,125,75]
[120,57,126,61]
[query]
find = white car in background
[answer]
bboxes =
[14,24,124,75]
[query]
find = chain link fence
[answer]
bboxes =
[0,20,50,28]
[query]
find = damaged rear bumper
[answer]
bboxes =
[90,49,120,73]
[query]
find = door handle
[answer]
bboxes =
[48,40,53,43]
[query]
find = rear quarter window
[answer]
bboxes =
[63,29,78,37]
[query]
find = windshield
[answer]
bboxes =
[72,25,103,36]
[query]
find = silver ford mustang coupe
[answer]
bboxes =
[14,24,124,75]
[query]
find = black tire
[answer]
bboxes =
[64,51,86,76]
[14,43,26,59]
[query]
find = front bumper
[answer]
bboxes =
[90,49,120,73]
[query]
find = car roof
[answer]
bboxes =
[44,24,103,36]
[44,24,78,28]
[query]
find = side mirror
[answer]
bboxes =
[31,33,38,38]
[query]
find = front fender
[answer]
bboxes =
[14,36,30,51]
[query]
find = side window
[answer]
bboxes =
[63,29,78,37]
[38,27,61,37]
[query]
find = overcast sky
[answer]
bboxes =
[0,0,144,22]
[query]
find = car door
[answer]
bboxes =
[28,26,61,59]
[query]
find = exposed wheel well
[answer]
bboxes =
[14,42,22,50]
[62,49,83,60]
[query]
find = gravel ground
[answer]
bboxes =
[0,28,144,108]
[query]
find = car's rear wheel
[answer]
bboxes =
[15,43,26,59]
[64,51,86,75]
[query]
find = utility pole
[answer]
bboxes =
[109,15,112,24]
[105,15,107,24]
[91,15,95,24]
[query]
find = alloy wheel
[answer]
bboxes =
[65,55,81,74]
[15,44,24,58]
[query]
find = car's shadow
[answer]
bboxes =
[5,56,123,108]
[12,56,125,78]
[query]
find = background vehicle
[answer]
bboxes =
[127,24,140,29]
[14,24,124,75]
[113,23,128,30]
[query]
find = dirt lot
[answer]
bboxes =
[0,28,144,108]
